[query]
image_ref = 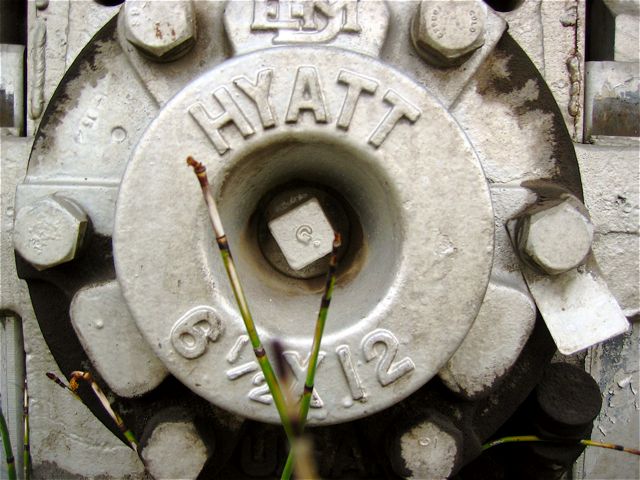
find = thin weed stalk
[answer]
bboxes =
[187,156,295,442]
[281,234,341,480]
[298,233,340,427]
[482,435,640,456]
[46,371,138,452]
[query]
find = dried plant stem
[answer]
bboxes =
[482,435,640,456]
[281,234,341,480]
[46,371,138,452]
[70,372,138,452]
[292,437,318,480]
[580,439,640,455]
[187,156,295,442]
[46,371,76,396]
[0,399,16,480]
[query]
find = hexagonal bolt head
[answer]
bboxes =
[411,0,487,67]
[517,197,594,276]
[268,197,335,271]
[387,413,463,479]
[13,195,89,271]
[141,420,209,480]
[123,0,197,62]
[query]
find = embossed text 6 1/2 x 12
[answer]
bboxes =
[221,328,416,409]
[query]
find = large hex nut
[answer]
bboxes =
[387,412,463,479]
[411,0,487,67]
[518,197,594,275]
[140,410,211,480]
[13,195,89,270]
[123,0,197,62]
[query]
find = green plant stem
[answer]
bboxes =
[281,234,341,480]
[187,157,295,442]
[482,435,544,450]
[23,379,30,480]
[482,435,640,456]
[0,402,16,480]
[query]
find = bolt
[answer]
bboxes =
[411,0,487,67]
[268,197,335,272]
[13,195,89,271]
[517,196,594,275]
[123,0,197,62]
[141,419,209,480]
[387,413,463,479]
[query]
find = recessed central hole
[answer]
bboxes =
[255,182,358,280]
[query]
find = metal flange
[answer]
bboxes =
[113,46,494,425]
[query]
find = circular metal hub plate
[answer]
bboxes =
[114,47,494,425]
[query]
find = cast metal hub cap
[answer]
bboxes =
[114,47,494,425]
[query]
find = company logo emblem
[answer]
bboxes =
[251,0,361,44]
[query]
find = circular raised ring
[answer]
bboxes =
[114,47,494,425]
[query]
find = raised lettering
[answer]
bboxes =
[251,0,300,30]
[226,362,259,380]
[248,373,273,404]
[315,0,360,32]
[362,329,415,386]
[233,69,278,129]
[368,89,421,148]
[252,0,361,44]
[283,350,325,408]
[336,70,378,130]
[286,67,330,124]
[226,334,250,363]
[189,87,255,155]
[171,306,223,359]
[336,345,366,401]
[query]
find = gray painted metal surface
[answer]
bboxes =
[439,281,536,399]
[70,281,169,397]
[0,0,637,478]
